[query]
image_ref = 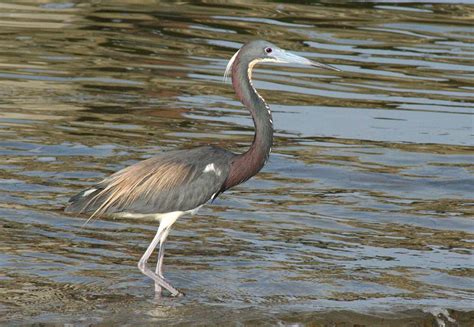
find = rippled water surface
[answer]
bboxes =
[0,1,473,325]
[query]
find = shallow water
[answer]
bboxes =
[0,0,473,325]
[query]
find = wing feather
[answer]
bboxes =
[86,158,193,218]
[66,146,233,220]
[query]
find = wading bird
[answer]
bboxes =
[65,40,339,297]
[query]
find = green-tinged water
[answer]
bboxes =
[0,1,473,326]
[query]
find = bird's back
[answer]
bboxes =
[65,146,234,216]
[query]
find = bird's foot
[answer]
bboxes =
[138,261,182,297]
[171,290,185,297]
[159,277,184,297]
[154,284,184,298]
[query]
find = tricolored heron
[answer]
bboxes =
[65,40,340,297]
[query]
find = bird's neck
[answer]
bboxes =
[224,57,274,189]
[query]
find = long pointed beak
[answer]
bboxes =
[274,49,340,72]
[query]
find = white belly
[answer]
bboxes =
[113,205,203,230]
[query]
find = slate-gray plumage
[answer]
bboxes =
[66,146,233,215]
[65,39,340,297]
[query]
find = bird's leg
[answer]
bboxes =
[155,237,167,278]
[137,226,182,297]
[153,227,185,297]
[156,225,173,276]
[153,228,168,294]
[153,242,164,295]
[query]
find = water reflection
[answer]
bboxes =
[0,0,473,325]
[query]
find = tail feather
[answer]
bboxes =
[64,187,103,214]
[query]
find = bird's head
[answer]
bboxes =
[224,40,340,81]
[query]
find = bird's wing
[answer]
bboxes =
[65,146,232,217]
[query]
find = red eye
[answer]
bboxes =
[265,47,272,54]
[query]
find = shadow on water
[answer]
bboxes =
[0,0,473,325]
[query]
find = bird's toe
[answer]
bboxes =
[172,290,185,298]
